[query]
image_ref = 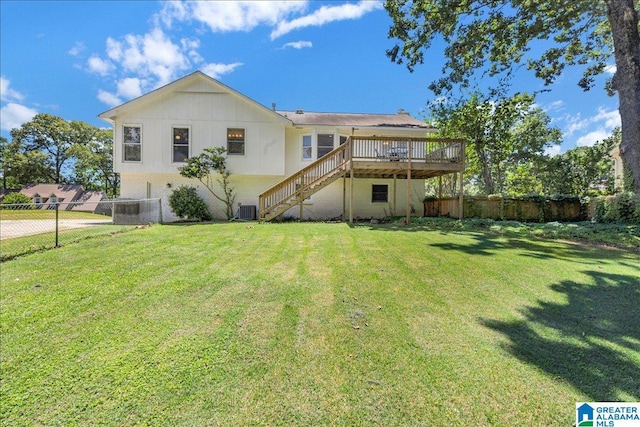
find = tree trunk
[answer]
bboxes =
[474,139,495,194]
[606,0,640,193]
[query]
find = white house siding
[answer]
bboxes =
[120,172,285,222]
[281,177,425,220]
[121,172,424,222]
[113,84,287,177]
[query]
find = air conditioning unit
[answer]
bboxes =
[238,205,257,220]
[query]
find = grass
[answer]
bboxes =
[0,225,137,262]
[1,222,638,426]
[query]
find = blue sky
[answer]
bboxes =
[1,1,621,155]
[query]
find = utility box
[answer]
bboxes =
[238,205,257,220]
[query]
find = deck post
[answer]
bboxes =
[458,141,465,219]
[393,174,397,215]
[406,142,412,224]
[349,138,354,224]
[299,201,303,221]
[438,175,443,216]
[342,174,346,221]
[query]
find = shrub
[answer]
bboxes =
[593,192,640,224]
[168,185,212,221]
[0,192,34,209]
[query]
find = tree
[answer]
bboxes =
[178,147,236,220]
[1,137,52,188]
[386,0,640,193]
[430,92,562,195]
[10,113,77,184]
[539,131,617,195]
[69,127,119,197]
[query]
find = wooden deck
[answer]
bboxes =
[258,136,465,222]
[349,136,464,179]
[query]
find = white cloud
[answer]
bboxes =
[162,1,307,33]
[0,102,37,131]
[565,107,621,148]
[117,78,143,99]
[604,64,616,75]
[68,41,85,56]
[576,129,610,147]
[106,37,123,62]
[0,77,25,102]
[270,1,383,39]
[87,55,115,76]
[544,144,562,156]
[593,107,621,129]
[97,89,122,107]
[201,62,244,79]
[563,113,589,137]
[282,41,313,49]
[115,28,192,86]
[543,100,564,113]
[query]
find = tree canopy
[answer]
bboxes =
[3,113,117,195]
[431,92,562,195]
[386,0,640,193]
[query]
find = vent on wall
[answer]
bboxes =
[238,205,257,220]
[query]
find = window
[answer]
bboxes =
[227,128,245,155]
[34,195,43,207]
[317,134,334,158]
[302,135,312,160]
[123,125,142,162]
[371,185,388,203]
[172,127,190,163]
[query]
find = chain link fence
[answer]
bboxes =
[0,199,162,261]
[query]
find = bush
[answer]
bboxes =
[593,192,640,224]
[168,185,212,221]
[0,192,34,209]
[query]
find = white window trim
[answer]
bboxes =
[172,125,191,164]
[122,124,143,163]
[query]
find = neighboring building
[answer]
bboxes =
[98,71,464,222]
[610,145,624,191]
[19,183,109,213]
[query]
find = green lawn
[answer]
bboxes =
[1,222,638,426]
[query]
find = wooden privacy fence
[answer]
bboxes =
[425,196,586,222]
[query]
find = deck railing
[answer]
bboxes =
[350,136,464,163]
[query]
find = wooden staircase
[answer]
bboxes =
[258,139,351,221]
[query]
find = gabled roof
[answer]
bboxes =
[98,71,292,126]
[20,184,84,199]
[277,110,432,129]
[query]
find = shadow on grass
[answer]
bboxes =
[481,270,640,401]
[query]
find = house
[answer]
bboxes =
[19,183,109,214]
[610,145,624,190]
[98,71,464,222]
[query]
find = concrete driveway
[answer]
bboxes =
[0,218,113,240]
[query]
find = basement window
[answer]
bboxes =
[371,184,388,203]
